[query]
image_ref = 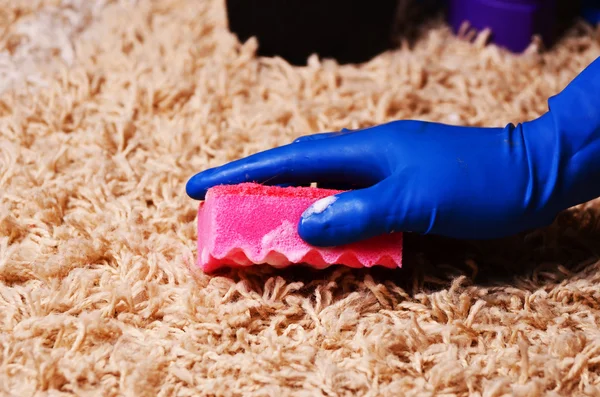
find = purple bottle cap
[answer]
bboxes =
[448,0,557,52]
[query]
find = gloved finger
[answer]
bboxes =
[298,179,431,247]
[298,180,396,246]
[292,128,353,143]
[186,137,383,200]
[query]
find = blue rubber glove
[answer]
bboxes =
[187,56,600,247]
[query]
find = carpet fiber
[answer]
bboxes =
[1,0,600,395]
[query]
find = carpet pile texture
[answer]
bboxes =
[1,0,600,395]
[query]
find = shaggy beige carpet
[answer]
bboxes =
[1,0,600,395]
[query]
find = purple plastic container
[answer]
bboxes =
[448,0,558,52]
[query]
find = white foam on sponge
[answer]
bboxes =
[261,221,296,247]
[302,195,337,219]
[201,247,209,264]
[261,220,306,263]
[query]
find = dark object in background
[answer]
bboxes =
[447,0,580,53]
[225,0,399,65]
[581,0,600,24]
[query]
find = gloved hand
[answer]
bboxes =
[186,56,600,247]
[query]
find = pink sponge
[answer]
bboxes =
[197,183,402,272]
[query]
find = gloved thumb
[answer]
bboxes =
[298,180,416,247]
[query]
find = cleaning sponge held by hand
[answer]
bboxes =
[196,183,403,272]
